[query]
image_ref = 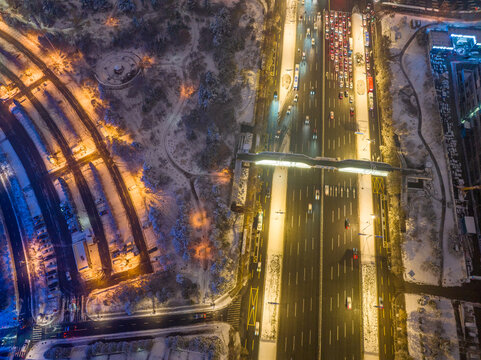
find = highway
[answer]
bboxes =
[263,0,374,359]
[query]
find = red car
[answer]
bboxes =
[352,248,358,259]
[344,218,350,229]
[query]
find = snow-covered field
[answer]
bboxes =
[405,293,460,360]
[381,13,467,286]
[0,215,17,330]
[27,323,233,360]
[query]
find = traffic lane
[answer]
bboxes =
[50,307,229,340]
[321,172,361,359]
[0,176,32,322]
[277,170,321,359]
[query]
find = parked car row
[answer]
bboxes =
[33,215,62,295]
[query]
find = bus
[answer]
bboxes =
[368,76,374,92]
[257,211,263,231]
[293,64,300,90]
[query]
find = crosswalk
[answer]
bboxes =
[32,326,43,341]
[226,297,242,330]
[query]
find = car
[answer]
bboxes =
[310,87,315,95]
[335,64,339,72]
[325,31,329,40]
[339,79,344,88]
[352,248,358,259]
[339,92,343,99]
[66,271,71,281]
[308,203,312,214]
[345,218,350,229]
[301,0,304,4]
[350,107,355,116]
[275,129,281,139]
[330,53,334,60]
[299,14,303,20]
[379,297,384,309]
[305,115,310,125]
[312,128,317,140]
[315,189,320,200]
[302,51,306,60]
[194,313,207,319]
[334,41,338,48]
[257,262,262,272]
[349,95,353,103]
[344,90,349,98]
[311,38,315,46]
[273,91,278,100]
[346,296,352,310]
[366,62,370,70]
[324,184,329,196]
[330,111,334,120]
[294,94,298,102]
[255,321,260,336]
[306,28,311,37]
[287,105,292,114]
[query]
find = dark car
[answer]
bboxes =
[345,218,350,229]
[352,248,358,259]
[350,107,355,116]
[273,91,278,100]
[339,92,343,99]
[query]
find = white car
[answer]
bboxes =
[311,38,315,46]
[325,184,329,196]
[308,203,312,214]
[287,105,292,114]
[330,111,334,120]
[315,189,320,200]
[305,115,310,125]
[302,51,306,60]
[347,296,352,310]
[294,94,298,102]
[307,28,311,37]
[255,321,260,336]
[257,262,262,272]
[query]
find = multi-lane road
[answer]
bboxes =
[244,0,395,359]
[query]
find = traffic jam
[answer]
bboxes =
[325,10,353,101]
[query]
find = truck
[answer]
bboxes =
[293,64,300,90]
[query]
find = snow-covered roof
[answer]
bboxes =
[73,241,89,272]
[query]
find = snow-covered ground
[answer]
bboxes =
[381,13,467,286]
[0,213,18,330]
[26,323,233,360]
[405,293,460,360]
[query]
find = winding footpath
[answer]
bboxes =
[397,22,447,286]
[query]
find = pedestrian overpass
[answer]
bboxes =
[237,151,425,177]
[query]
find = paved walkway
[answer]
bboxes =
[352,10,379,360]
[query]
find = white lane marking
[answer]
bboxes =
[294,302,297,317]
[331,237,334,250]
[298,215,301,227]
[337,263,340,277]
[336,325,339,341]
[309,330,312,345]
[330,266,333,280]
[337,292,339,308]
[329,330,332,345]
[297,242,300,256]
[338,207,340,220]
[301,331,304,347]
[344,204,346,217]
[331,210,334,223]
